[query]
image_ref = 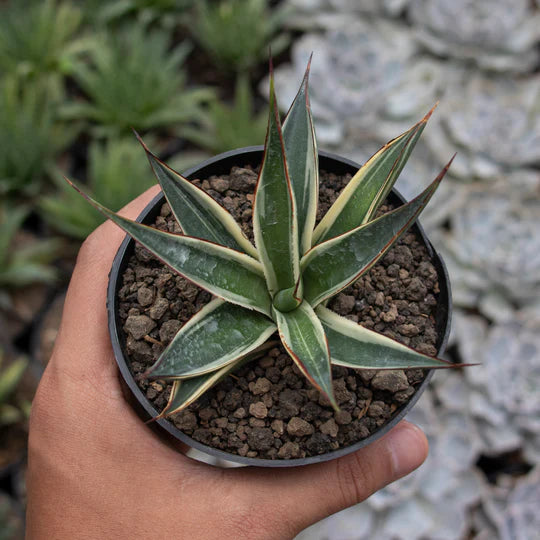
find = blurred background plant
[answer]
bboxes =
[81,0,196,28]
[183,75,268,154]
[0,0,538,537]
[0,352,30,431]
[60,24,214,137]
[40,138,155,240]
[191,0,290,74]
[0,76,77,199]
[0,0,94,100]
[0,206,60,311]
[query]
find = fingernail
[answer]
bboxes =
[387,421,429,478]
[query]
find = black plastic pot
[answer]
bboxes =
[107,146,452,468]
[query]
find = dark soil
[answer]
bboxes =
[117,166,440,460]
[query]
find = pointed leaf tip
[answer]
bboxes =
[303,53,313,84]
[132,128,148,149]
[422,101,439,123]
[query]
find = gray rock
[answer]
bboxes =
[371,370,410,393]
[287,417,315,437]
[124,315,156,340]
[148,297,169,320]
[249,401,268,419]
[333,294,356,314]
[278,441,302,459]
[159,319,181,343]
[247,427,274,451]
[137,286,154,306]
[320,418,339,437]
[249,377,272,395]
[209,177,230,193]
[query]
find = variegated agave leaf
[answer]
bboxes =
[317,306,454,370]
[155,339,279,418]
[301,155,454,308]
[66,179,272,316]
[282,55,318,257]
[312,104,437,246]
[68,58,460,417]
[253,72,300,302]
[144,299,276,379]
[134,131,258,259]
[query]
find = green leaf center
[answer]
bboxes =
[272,281,303,313]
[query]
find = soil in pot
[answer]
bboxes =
[117,165,440,460]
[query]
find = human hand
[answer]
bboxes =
[26,187,429,539]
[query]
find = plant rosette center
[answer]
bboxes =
[272,282,303,313]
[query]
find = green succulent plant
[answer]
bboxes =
[0,0,93,99]
[183,74,268,154]
[0,205,61,311]
[40,138,155,240]
[82,0,195,27]
[69,61,457,413]
[192,0,291,73]
[61,24,213,137]
[0,75,77,198]
[0,350,30,428]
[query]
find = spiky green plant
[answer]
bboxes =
[0,76,77,198]
[192,0,290,73]
[69,61,458,413]
[82,0,196,27]
[40,138,155,240]
[183,74,268,154]
[0,0,93,99]
[0,206,61,311]
[0,350,30,428]
[61,24,213,137]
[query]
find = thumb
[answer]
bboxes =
[230,420,428,538]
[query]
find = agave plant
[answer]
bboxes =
[69,61,457,413]
[82,0,195,27]
[0,75,77,198]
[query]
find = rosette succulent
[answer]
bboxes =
[425,74,540,179]
[271,20,442,147]
[409,0,540,73]
[69,61,456,414]
[440,312,540,462]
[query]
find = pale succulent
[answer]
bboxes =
[440,311,540,463]
[425,74,540,179]
[409,0,540,73]
[271,20,443,147]
[70,62,455,414]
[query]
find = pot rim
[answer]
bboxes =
[107,146,452,468]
